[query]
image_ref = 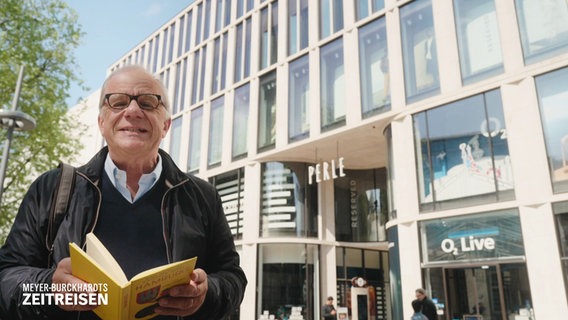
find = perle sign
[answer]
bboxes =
[308,157,346,185]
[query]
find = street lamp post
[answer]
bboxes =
[0,66,37,206]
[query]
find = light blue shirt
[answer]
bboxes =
[104,154,163,203]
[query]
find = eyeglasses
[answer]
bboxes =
[104,93,163,111]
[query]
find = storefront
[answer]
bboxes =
[419,210,534,320]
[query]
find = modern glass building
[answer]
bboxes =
[102,0,568,319]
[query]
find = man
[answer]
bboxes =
[0,65,247,319]
[321,296,336,320]
[415,288,437,320]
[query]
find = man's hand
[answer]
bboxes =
[52,258,98,312]
[155,268,208,317]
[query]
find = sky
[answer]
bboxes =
[64,0,194,106]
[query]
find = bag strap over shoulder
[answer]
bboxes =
[46,162,76,266]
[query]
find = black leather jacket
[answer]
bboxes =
[0,147,247,319]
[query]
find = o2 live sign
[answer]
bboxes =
[420,209,525,264]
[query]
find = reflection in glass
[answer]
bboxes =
[288,55,310,142]
[359,17,390,117]
[335,169,389,242]
[232,84,250,159]
[170,117,182,166]
[454,0,503,83]
[355,0,385,21]
[260,3,278,70]
[191,47,207,105]
[212,33,228,94]
[288,0,309,56]
[515,0,568,64]
[320,37,345,131]
[208,97,224,166]
[553,202,568,299]
[400,0,439,102]
[210,169,245,239]
[187,107,203,173]
[257,244,317,320]
[260,162,318,237]
[414,90,514,211]
[234,18,252,83]
[319,0,344,39]
[535,67,568,193]
[258,72,277,151]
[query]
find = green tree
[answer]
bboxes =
[0,0,86,242]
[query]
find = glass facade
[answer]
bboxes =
[170,117,182,166]
[516,0,568,64]
[232,84,250,159]
[260,162,317,238]
[358,17,389,117]
[257,244,318,320]
[535,67,568,193]
[288,0,309,56]
[288,54,310,142]
[319,0,343,40]
[234,18,252,83]
[355,0,385,21]
[258,71,277,151]
[553,201,568,300]
[208,96,224,167]
[320,37,345,131]
[212,33,228,95]
[334,168,388,242]
[400,0,439,102]
[414,90,515,211]
[260,3,278,70]
[211,168,245,239]
[453,0,503,84]
[187,107,203,173]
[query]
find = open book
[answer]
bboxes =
[69,232,197,320]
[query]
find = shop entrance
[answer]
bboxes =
[441,264,533,320]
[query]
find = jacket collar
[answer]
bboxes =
[76,146,189,187]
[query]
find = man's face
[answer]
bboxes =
[98,68,171,160]
[415,291,425,301]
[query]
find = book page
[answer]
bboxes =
[85,233,128,286]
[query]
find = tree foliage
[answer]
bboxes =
[0,0,86,242]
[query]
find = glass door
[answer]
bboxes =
[444,265,503,320]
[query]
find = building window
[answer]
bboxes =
[355,0,385,21]
[358,17,389,118]
[336,248,390,320]
[320,37,345,131]
[414,90,515,211]
[233,84,250,159]
[236,0,254,19]
[215,0,231,33]
[152,34,160,73]
[260,162,318,237]
[258,71,277,151]
[334,168,389,242]
[260,3,279,70]
[288,0,309,56]
[454,0,503,84]
[169,117,182,166]
[177,15,186,58]
[191,47,207,106]
[173,58,188,114]
[384,126,397,220]
[288,54,310,142]
[163,23,175,66]
[184,11,193,53]
[400,0,439,103]
[187,107,203,173]
[553,201,568,300]
[319,0,343,40]
[195,3,204,45]
[208,96,224,167]
[515,0,568,64]
[212,32,229,94]
[203,0,212,41]
[257,244,318,320]
[535,67,568,193]
[210,168,245,239]
[234,18,252,83]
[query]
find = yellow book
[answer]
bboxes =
[69,232,197,320]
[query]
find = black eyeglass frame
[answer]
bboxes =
[104,93,163,111]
